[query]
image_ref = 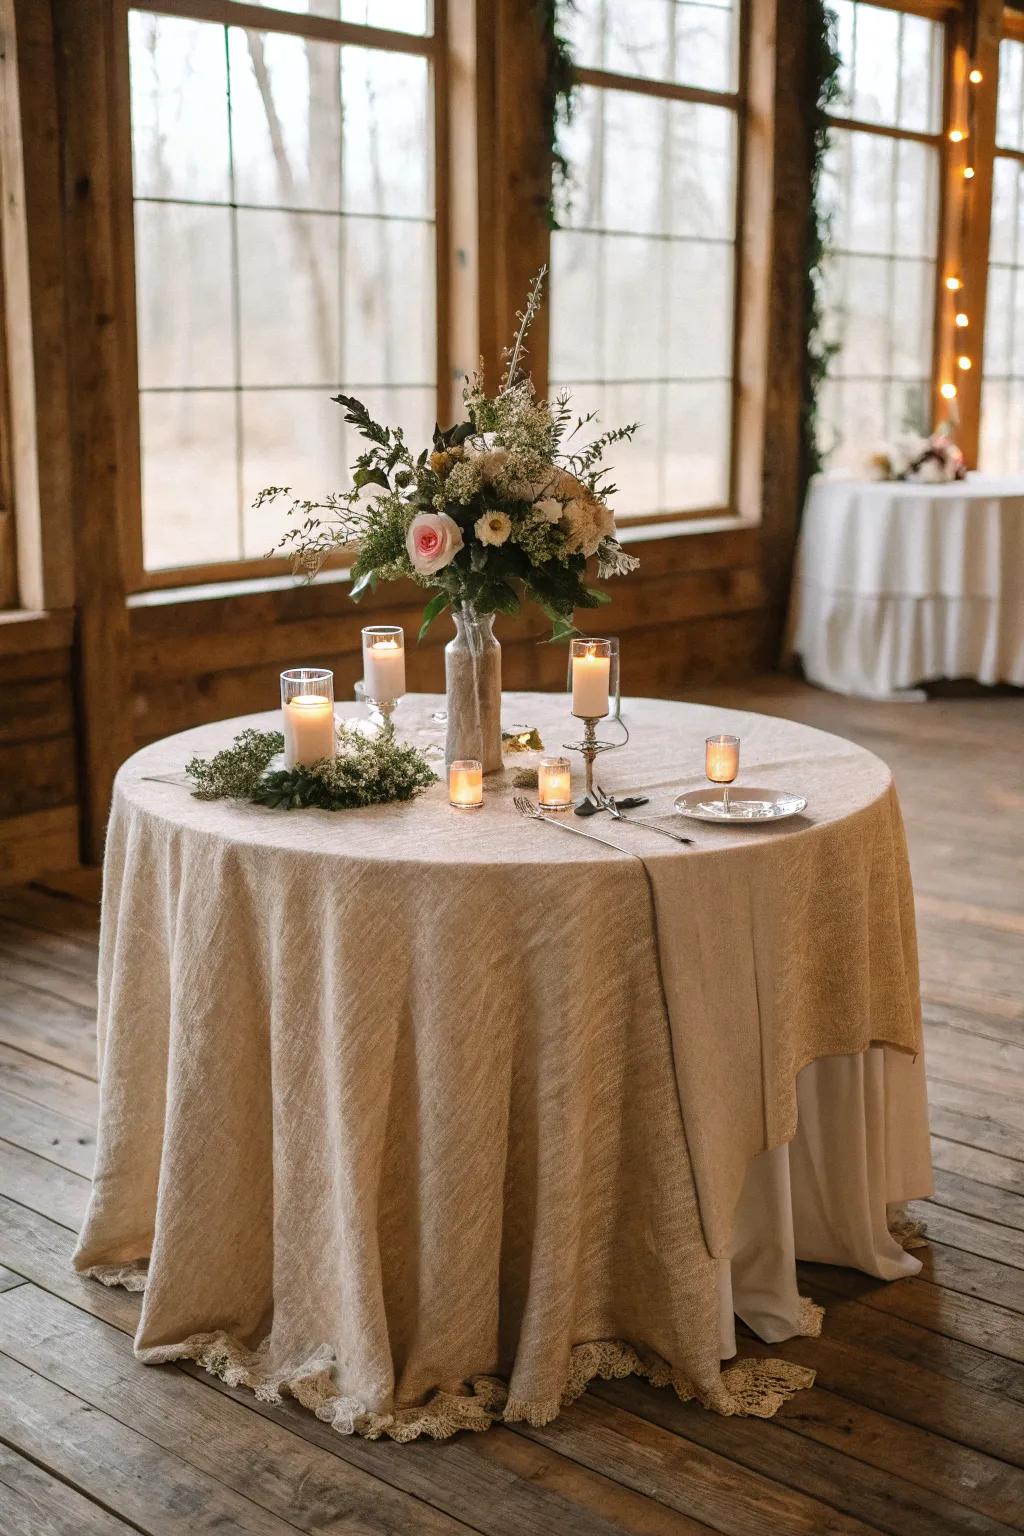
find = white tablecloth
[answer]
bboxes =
[787,473,1024,698]
[75,695,930,1440]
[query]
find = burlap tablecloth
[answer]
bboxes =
[74,693,925,1440]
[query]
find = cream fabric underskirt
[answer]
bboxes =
[722,1044,930,1352]
[791,585,1024,700]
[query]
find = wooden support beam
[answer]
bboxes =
[476,0,551,392]
[955,0,1002,467]
[52,0,134,864]
[0,0,75,612]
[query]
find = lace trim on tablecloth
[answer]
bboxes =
[82,1260,149,1292]
[888,1203,929,1251]
[79,1281,813,1442]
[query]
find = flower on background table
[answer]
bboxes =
[863,428,966,485]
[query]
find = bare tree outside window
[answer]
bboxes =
[549,0,739,519]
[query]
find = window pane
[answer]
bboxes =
[129,10,436,573]
[997,39,1024,153]
[129,13,230,201]
[818,7,942,467]
[135,203,234,389]
[563,0,737,94]
[831,1,941,134]
[140,392,240,569]
[551,76,736,516]
[981,119,1024,470]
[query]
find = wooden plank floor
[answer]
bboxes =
[0,676,1022,1536]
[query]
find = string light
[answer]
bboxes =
[969,68,983,84]
[940,383,958,400]
[949,128,965,142]
[964,165,975,179]
[955,312,969,327]
[958,355,972,370]
[945,276,962,291]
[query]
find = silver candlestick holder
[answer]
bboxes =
[563,716,620,815]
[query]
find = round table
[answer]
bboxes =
[75,693,931,1441]
[787,473,1024,699]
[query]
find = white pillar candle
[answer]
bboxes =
[449,759,483,808]
[572,644,610,718]
[362,630,406,702]
[538,756,572,809]
[283,694,336,769]
[705,735,739,784]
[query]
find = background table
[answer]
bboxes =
[75,694,930,1441]
[787,473,1024,699]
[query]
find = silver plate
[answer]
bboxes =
[673,786,808,824]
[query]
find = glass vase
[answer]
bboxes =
[445,604,502,774]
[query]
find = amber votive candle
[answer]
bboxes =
[449,759,483,809]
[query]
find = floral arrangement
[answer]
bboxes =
[259,269,639,641]
[864,429,966,485]
[186,724,437,811]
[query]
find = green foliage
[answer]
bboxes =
[803,4,843,493]
[262,269,640,641]
[537,1,578,229]
[186,723,437,812]
[185,730,284,800]
[253,723,438,810]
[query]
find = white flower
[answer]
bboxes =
[593,501,616,539]
[908,455,946,484]
[560,498,602,558]
[477,448,509,483]
[406,511,464,574]
[535,497,563,523]
[474,510,512,547]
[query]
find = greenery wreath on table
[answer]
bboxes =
[185,723,438,812]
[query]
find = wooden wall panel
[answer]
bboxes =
[0,622,78,883]
[128,530,767,745]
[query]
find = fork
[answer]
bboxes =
[513,796,628,851]
[595,787,694,846]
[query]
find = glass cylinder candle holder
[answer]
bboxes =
[705,733,739,810]
[281,668,335,769]
[570,638,612,719]
[567,636,620,720]
[449,759,483,809]
[361,626,406,703]
[538,755,572,810]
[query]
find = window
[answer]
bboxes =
[818,0,944,465]
[127,3,439,579]
[548,0,741,522]
[980,36,1024,472]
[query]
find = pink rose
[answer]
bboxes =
[406,512,463,575]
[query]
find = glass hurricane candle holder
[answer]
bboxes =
[449,759,483,809]
[361,626,406,721]
[538,756,572,810]
[281,668,335,769]
[567,636,620,721]
[705,733,739,811]
[570,638,612,720]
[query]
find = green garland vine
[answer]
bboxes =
[185,724,438,811]
[801,3,843,494]
[537,0,577,229]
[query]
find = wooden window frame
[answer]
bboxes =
[543,5,752,534]
[113,0,452,593]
